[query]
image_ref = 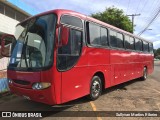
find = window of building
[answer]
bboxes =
[149,43,153,53]
[16,11,27,21]
[0,3,28,22]
[0,3,4,14]
[5,6,15,19]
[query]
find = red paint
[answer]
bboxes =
[7,9,154,105]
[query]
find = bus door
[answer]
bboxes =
[57,25,89,103]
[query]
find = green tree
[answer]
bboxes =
[153,49,157,57]
[156,48,160,55]
[91,7,133,33]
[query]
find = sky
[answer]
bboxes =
[8,0,160,49]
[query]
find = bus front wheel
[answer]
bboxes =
[88,76,102,100]
[142,67,147,80]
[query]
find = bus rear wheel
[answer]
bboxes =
[142,67,147,80]
[88,76,102,100]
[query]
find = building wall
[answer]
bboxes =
[0,14,18,75]
[0,1,31,92]
[0,13,19,34]
[0,1,28,76]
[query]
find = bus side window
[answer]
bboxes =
[110,30,117,47]
[130,37,135,50]
[88,23,101,46]
[149,43,153,53]
[87,22,109,47]
[117,33,124,48]
[100,27,108,46]
[143,41,149,52]
[125,35,135,50]
[125,35,130,49]
[135,39,143,51]
[58,28,82,70]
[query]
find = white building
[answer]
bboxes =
[0,0,31,35]
[0,0,31,72]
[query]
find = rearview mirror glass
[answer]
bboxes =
[0,34,16,57]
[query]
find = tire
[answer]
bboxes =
[141,67,147,80]
[88,76,102,100]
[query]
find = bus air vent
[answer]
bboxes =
[13,80,30,85]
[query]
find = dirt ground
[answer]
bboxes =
[0,61,160,120]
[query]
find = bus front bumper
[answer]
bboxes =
[9,84,56,105]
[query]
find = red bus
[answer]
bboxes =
[0,9,154,105]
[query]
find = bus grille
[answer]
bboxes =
[13,80,30,85]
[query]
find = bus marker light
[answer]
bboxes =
[32,82,51,90]
[23,95,30,100]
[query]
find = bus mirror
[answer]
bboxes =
[59,25,69,46]
[0,34,16,57]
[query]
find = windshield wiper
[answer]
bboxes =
[21,35,29,68]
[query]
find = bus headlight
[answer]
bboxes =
[32,82,51,90]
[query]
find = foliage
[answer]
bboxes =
[154,49,157,57]
[156,48,160,55]
[154,48,160,58]
[91,7,133,33]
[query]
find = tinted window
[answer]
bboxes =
[100,27,108,46]
[61,15,83,28]
[88,23,101,45]
[58,29,82,70]
[125,35,135,50]
[110,30,117,47]
[135,39,142,51]
[143,41,149,52]
[130,37,135,50]
[87,23,109,47]
[125,35,130,49]
[117,33,124,48]
[8,14,56,69]
[149,43,153,53]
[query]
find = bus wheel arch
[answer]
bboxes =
[142,66,148,80]
[87,71,105,100]
[94,72,105,91]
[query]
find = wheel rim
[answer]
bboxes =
[91,80,100,98]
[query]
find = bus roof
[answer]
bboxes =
[20,9,152,43]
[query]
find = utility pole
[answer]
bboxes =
[127,14,140,33]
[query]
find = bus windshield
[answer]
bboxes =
[8,14,56,70]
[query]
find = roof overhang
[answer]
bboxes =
[1,0,31,17]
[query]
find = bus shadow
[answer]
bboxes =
[102,78,143,95]
[28,78,144,117]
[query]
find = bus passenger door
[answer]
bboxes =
[57,27,89,103]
